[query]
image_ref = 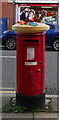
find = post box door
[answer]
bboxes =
[22,38,44,96]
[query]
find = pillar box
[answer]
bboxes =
[12,23,50,109]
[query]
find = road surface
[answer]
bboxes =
[0,46,58,95]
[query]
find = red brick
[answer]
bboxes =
[0,2,15,30]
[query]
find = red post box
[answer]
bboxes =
[12,23,50,109]
[16,33,45,108]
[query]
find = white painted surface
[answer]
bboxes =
[15,0,59,3]
[58,7,59,24]
[25,62,37,65]
[15,4,18,23]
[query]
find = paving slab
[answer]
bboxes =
[0,113,2,120]
[46,95,59,98]
[1,118,58,120]
[2,93,15,109]
[57,113,59,120]
[2,113,58,120]
[51,98,59,112]
[2,113,33,119]
[34,113,58,119]
[57,99,59,112]
[0,93,2,110]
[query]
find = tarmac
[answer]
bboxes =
[0,93,59,119]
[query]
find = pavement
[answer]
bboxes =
[0,93,59,119]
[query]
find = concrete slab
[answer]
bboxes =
[46,95,59,98]
[34,113,57,119]
[0,93,2,110]
[57,113,59,120]
[2,93,15,109]
[2,96,11,109]
[57,99,59,112]
[52,98,58,112]
[0,113,2,120]
[2,113,33,119]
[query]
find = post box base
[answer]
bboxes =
[16,91,45,110]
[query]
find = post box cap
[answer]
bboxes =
[12,22,50,33]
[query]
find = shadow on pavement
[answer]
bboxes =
[2,47,16,51]
[45,47,58,52]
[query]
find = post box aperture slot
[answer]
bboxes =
[27,47,35,60]
[23,40,39,45]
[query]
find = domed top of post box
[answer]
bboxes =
[12,22,50,33]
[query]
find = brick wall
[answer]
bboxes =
[0,2,15,30]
